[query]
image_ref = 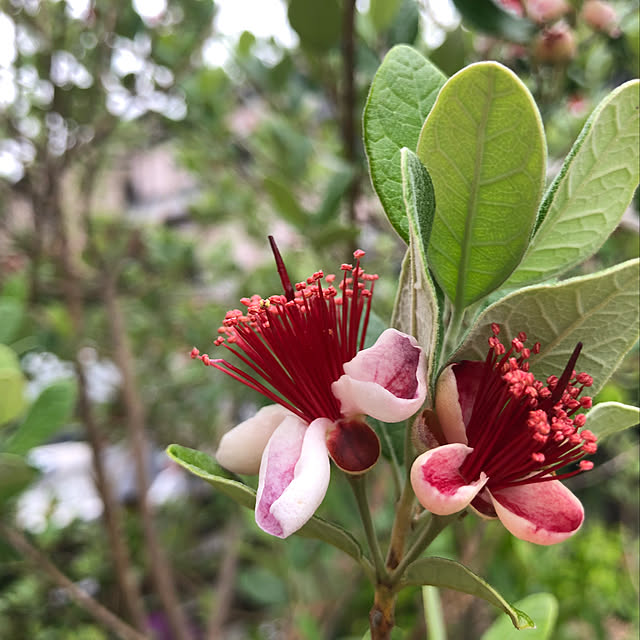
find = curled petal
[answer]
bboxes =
[331,328,427,423]
[410,443,488,515]
[256,417,332,538]
[435,361,485,445]
[326,419,380,474]
[489,480,584,545]
[216,404,294,475]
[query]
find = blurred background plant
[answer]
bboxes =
[0,0,637,638]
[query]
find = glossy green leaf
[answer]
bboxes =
[391,148,441,390]
[452,0,536,44]
[584,402,640,441]
[370,0,401,31]
[287,0,341,51]
[364,46,446,242]
[0,345,26,426]
[481,593,558,640]
[507,81,640,287]
[166,444,366,565]
[417,61,546,309]
[402,556,534,630]
[0,453,37,504]
[454,259,640,396]
[5,380,77,456]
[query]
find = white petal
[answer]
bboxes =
[331,328,427,422]
[410,443,488,515]
[256,417,332,538]
[215,404,295,475]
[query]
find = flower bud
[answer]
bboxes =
[526,0,570,24]
[581,1,620,36]
[533,23,577,64]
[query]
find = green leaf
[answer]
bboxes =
[417,61,546,309]
[364,45,446,242]
[166,444,366,564]
[0,453,37,504]
[454,259,640,396]
[0,345,26,426]
[370,0,402,31]
[452,0,537,44]
[0,299,24,344]
[584,402,640,441]
[481,593,558,640]
[402,556,534,630]
[287,0,341,51]
[4,380,77,456]
[507,80,640,288]
[391,148,441,390]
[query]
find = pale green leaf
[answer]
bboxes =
[584,401,640,441]
[507,80,640,287]
[402,556,534,630]
[0,299,23,344]
[422,586,446,640]
[481,593,558,640]
[0,345,26,426]
[454,259,640,396]
[287,0,341,51]
[166,444,366,565]
[0,453,37,504]
[5,380,77,456]
[417,61,546,309]
[364,46,446,242]
[391,148,441,390]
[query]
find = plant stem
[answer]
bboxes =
[369,583,396,640]
[348,474,387,581]
[390,514,459,582]
[0,524,147,640]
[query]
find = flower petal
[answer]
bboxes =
[326,419,380,473]
[489,480,584,545]
[215,404,295,475]
[435,361,486,445]
[256,416,332,538]
[410,443,488,515]
[331,328,426,423]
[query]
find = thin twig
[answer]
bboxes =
[0,524,148,640]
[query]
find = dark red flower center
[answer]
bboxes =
[191,237,378,424]
[458,324,597,491]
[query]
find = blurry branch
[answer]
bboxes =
[206,517,242,639]
[102,272,193,640]
[52,167,149,632]
[341,0,360,249]
[0,524,148,640]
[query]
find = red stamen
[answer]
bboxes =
[457,327,596,491]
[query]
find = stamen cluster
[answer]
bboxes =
[191,249,378,424]
[459,323,597,490]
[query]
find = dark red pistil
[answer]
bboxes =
[458,324,597,490]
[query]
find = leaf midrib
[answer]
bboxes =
[455,70,495,310]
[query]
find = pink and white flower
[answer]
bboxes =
[193,238,427,538]
[411,324,597,546]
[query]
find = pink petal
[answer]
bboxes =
[326,419,380,473]
[256,417,332,538]
[216,404,295,475]
[331,328,427,423]
[410,443,488,515]
[489,480,584,545]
